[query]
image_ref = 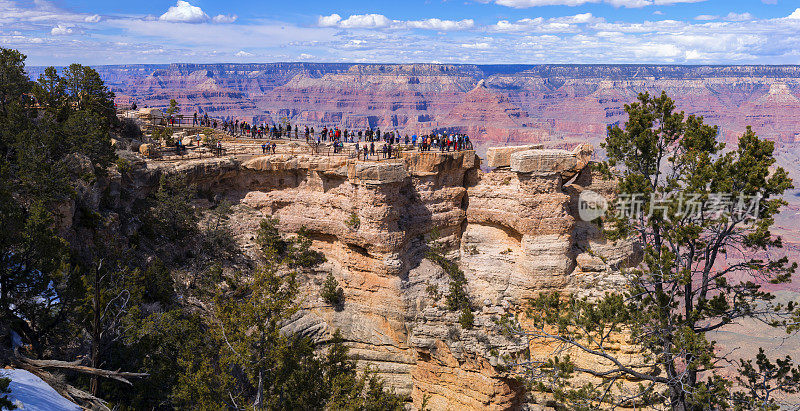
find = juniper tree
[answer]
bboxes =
[508,92,799,410]
[0,376,12,410]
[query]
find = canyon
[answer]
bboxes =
[28,63,800,153]
[42,62,800,408]
[42,62,800,195]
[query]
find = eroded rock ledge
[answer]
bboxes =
[140,146,636,410]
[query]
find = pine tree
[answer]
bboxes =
[0,376,14,410]
[509,92,799,409]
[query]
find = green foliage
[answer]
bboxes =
[321,273,345,310]
[115,157,133,175]
[733,348,800,410]
[286,227,326,269]
[458,307,475,329]
[200,200,237,260]
[201,131,218,147]
[0,377,14,410]
[426,284,440,300]
[324,332,406,411]
[256,216,287,258]
[0,47,400,409]
[345,212,360,230]
[144,174,198,245]
[255,217,325,268]
[426,239,474,329]
[514,91,799,410]
[166,99,179,116]
[151,126,174,146]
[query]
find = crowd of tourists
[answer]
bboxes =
[185,112,473,160]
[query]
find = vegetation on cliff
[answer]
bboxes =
[509,92,800,410]
[0,47,403,410]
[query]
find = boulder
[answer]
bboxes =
[486,144,543,168]
[136,107,163,120]
[353,162,408,184]
[181,136,194,147]
[572,143,594,171]
[139,143,154,158]
[576,252,606,272]
[510,149,577,174]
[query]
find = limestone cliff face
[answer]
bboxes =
[135,145,634,410]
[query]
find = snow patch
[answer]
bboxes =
[2,369,80,411]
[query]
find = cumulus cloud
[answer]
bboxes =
[552,13,603,24]
[159,1,209,23]
[51,24,73,35]
[495,0,598,7]
[402,18,475,30]
[338,14,391,28]
[462,42,491,49]
[212,14,237,24]
[492,14,600,32]
[493,0,705,7]
[694,15,717,21]
[7,0,800,66]
[318,14,474,31]
[318,14,342,27]
[725,12,754,22]
[605,0,652,7]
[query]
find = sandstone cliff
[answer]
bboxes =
[96,143,636,410]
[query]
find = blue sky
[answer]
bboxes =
[4,0,800,65]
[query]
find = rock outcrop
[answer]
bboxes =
[115,144,633,410]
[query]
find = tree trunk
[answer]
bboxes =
[670,384,687,411]
[90,266,100,396]
[254,370,263,411]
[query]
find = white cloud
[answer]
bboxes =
[402,18,475,30]
[787,9,800,20]
[552,13,603,24]
[50,24,73,35]
[338,14,391,28]
[492,15,592,33]
[494,0,705,7]
[653,10,664,15]
[725,12,754,22]
[234,50,252,57]
[318,14,341,27]
[653,0,706,3]
[695,15,718,21]
[495,0,599,7]
[84,14,101,23]
[606,0,652,7]
[318,14,474,31]
[461,42,491,49]
[298,53,314,60]
[159,1,209,23]
[212,14,237,24]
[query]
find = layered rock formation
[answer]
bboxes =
[31,63,800,162]
[130,144,635,410]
